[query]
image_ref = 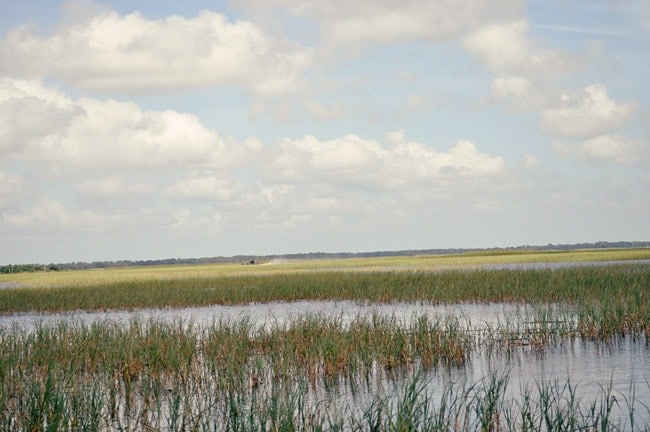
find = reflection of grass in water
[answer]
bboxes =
[1,316,647,430]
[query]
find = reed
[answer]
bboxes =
[1,264,649,320]
[1,254,649,430]
[1,316,648,430]
[3,264,649,345]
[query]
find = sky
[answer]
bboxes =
[1,0,649,264]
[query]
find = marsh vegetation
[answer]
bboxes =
[0,249,649,430]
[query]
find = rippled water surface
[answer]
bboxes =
[2,295,649,427]
[0,300,567,332]
[2,301,647,382]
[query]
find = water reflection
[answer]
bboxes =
[481,258,650,271]
[0,300,571,333]
[1,300,648,428]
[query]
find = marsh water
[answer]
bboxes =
[2,259,650,428]
[2,299,649,427]
[0,299,566,331]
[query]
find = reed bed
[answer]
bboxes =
[1,316,647,431]
[3,248,649,289]
[2,264,649,340]
[2,256,649,430]
[0,316,469,431]
[0,264,648,308]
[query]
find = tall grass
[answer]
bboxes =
[2,316,648,431]
[2,264,649,340]
[0,315,474,430]
[2,248,649,289]
[1,258,649,430]
[1,264,648,311]
[1,311,648,430]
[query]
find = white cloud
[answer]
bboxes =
[0,79,81,154]
[463,19,577,112]
[541,84,635,139]
[491,75,528,96]
[0,171,35,210]
[263,131,506,190]
[552,135,647,164]
[169,207,225,232]
[0,78,260,173]
[74,176,155,197]
[0,79,513,241]
[1,196,129,232]
[463,20,641,166]
[166,174,242,201]
[464,20,574,78]
[0,10,312,96]
[307,196,348,212]
[235,0,523,49]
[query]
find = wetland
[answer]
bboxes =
[1,249,649,430]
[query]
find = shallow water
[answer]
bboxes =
[0,281,20,289]
[0,299,567,333]
[480,258,650,271]
[1,300,648,428]
[316,335,650,429]
[471,336,650,415]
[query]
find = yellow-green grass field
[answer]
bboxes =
[2,248,649,289]
[0,248,649,318]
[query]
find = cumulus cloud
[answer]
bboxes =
[463,20,574,78]
[0,79,511,238]
[0,10,312,96]
[0,79,81,153]
[0,78,260,173]
[166,174,243,201]
[235,0,523,49]
[463,20,641,166]
[541,84,635,139]
[523,154,539,168]
[74,176,155,197]
[463,19,577,112]
[2,196,129,232]
[552,135,647,164]
[263,130,506,190]
[0,171,35,210]
[489,75,539,109]
[394,92,436,119]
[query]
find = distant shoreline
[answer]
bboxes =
[2,240,649,271]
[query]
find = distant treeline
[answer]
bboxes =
[2,241,649,274]
[0,264,56,274]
